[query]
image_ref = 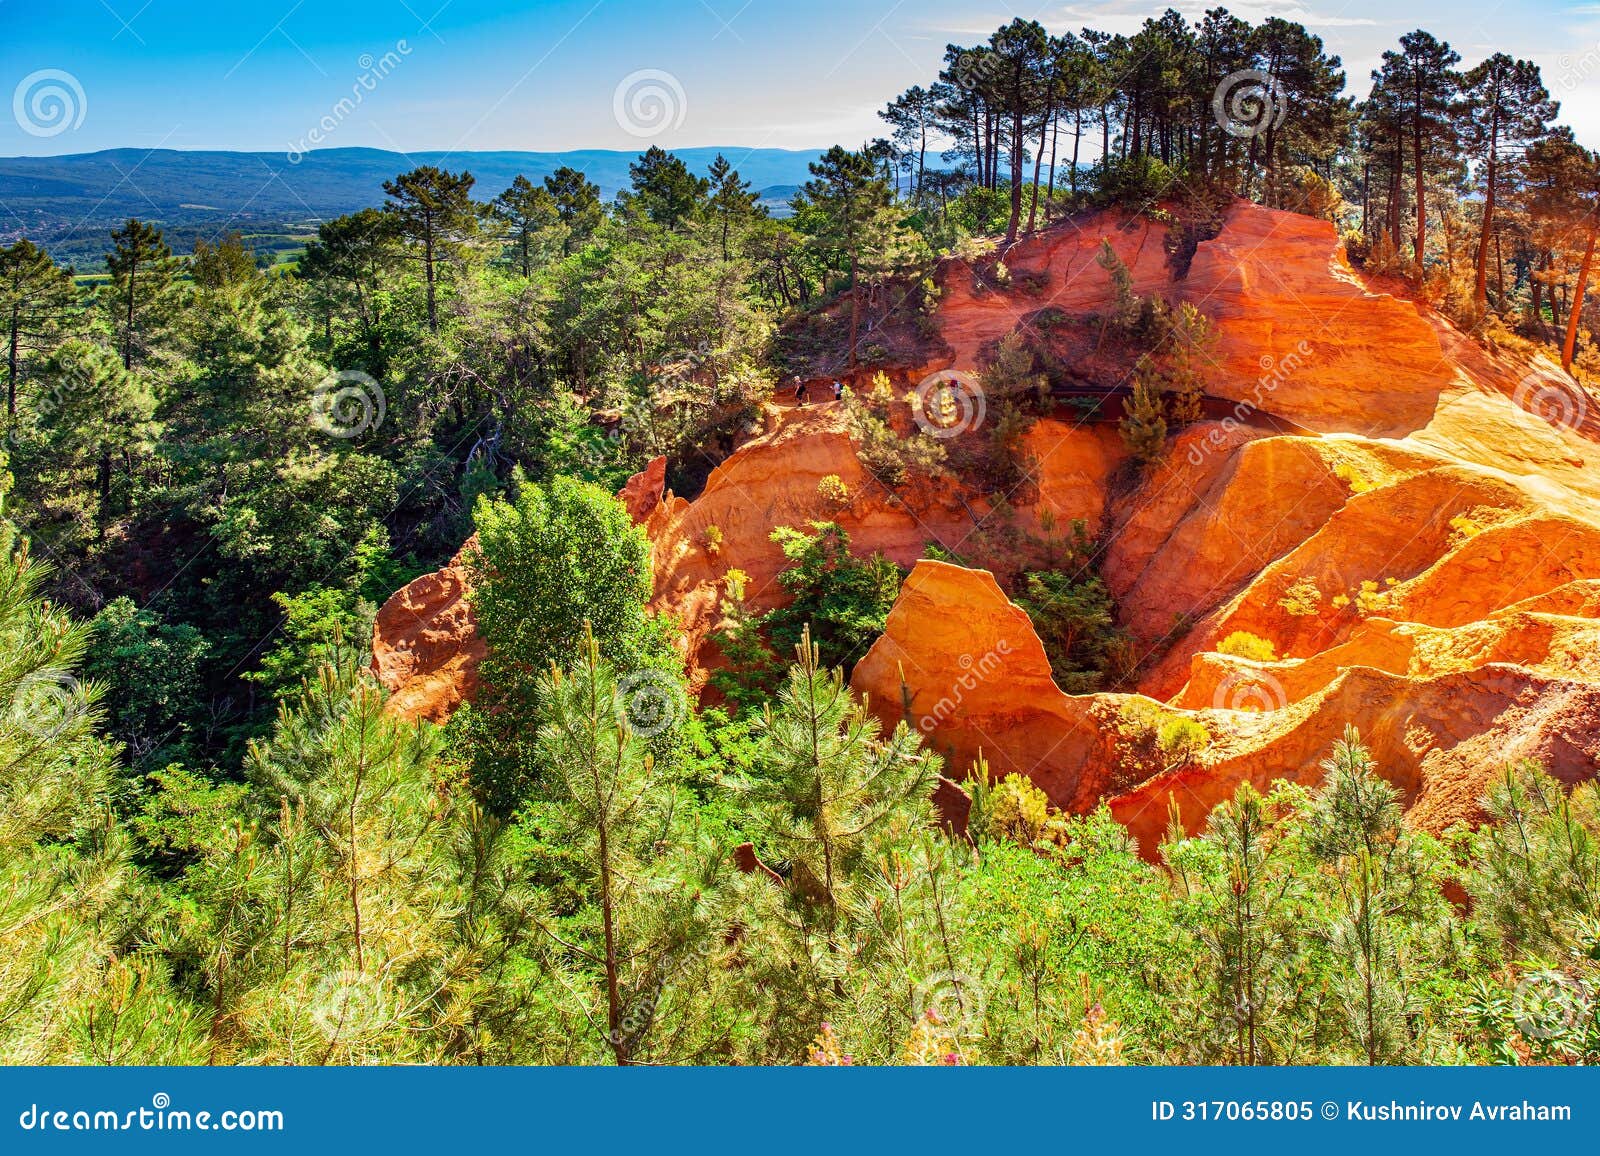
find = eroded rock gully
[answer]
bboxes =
[375,200,1600,849]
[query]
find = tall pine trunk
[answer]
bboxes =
[1563,211,1597,371]
[1474,115,1500,307]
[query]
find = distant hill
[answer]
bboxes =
[0,147,825,270]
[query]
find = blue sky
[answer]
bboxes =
[1,0,1598,157]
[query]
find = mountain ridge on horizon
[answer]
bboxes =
[0,145,827,269]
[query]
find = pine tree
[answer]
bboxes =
[531,623,733,1064]
[1118,371,1167,467]
[795,146,891,365]
[706,154,760,261]
[104,219,176,370]
[544,166,604,254]
[1461,56,1557,310]
[383,165,479,332]
[745,628,939,953]
[626,146,709,232]
[0,240,76,421]
[1165,784,1299,1064]
[0,503,131,1062]
[492,175,560,278]
[1302,728,1438,1064]
[171,657,454,1064]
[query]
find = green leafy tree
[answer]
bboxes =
[761,522,902,671]
[465,476,679,811]
[84,597,210,768]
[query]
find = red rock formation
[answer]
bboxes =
[372,196,1600,849]
[618,454,667,524]
[370,536,484,724]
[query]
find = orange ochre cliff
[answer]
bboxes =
[373,200,1600,851]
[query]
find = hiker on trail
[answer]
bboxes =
[797,381,808,407]
[832,380,843,400]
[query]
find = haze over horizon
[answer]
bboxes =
[3,0,1600,160]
